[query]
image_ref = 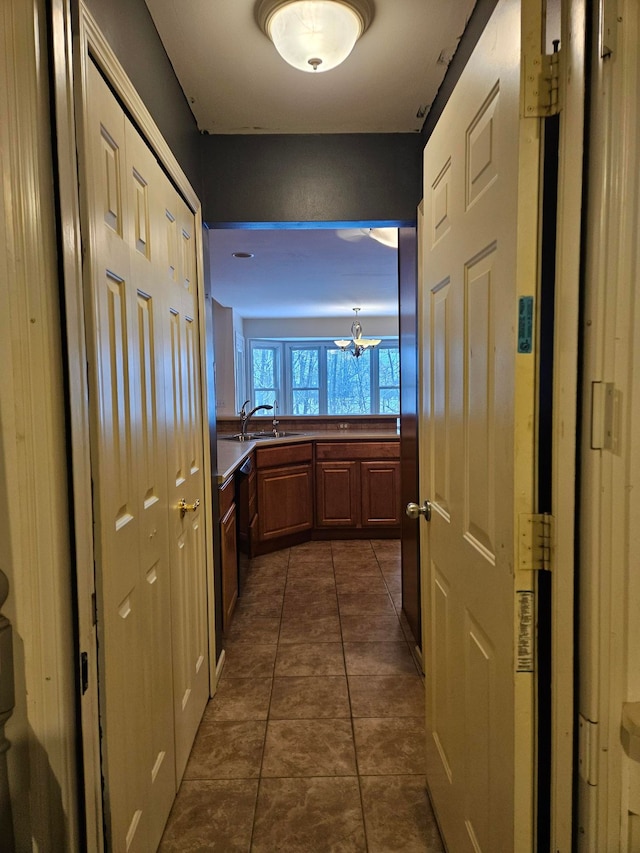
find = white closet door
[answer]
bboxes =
[84,59,208,851]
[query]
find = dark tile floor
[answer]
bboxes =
[159,539,444,852]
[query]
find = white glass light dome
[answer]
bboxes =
[257,0,374,73]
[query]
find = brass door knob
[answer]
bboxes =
[178,498,200,517]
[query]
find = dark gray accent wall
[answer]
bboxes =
[80,0,497,226]
[82,0,202,194]
[200,133,423,226]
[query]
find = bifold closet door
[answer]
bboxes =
[84,59,208,852]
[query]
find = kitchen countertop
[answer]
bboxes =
[216,429,400,484]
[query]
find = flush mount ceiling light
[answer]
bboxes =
[334,307,381,358]
[367,227,398,249]
[255,0,374,73]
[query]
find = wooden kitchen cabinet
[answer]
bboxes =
[255,442,313,550]
[361,459,401,526]
[219,474,238,635]
[315,461,359,526]
[315,440,401,532]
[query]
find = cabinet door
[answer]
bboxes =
[360,461,401,526]
[315,461,359,527]
[257,463,313,540]
[220,501,238,635]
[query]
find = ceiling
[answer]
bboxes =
[144,0,477,135]
[209,227,399,319]
[144,0,477,319]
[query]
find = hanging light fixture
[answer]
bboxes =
[334,307,381,358]
[255,0,374,73]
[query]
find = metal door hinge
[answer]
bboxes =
[601,0,619,58]
[591,381,620,452]
[91,591,98,626]
[80,651,89,695]
[519,513,554,571]
[578,714,599,786]
[523,49,561,117]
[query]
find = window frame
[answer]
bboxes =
[248,337,399,416]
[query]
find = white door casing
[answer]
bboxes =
[579,0,640,848]
[420,0,543,849]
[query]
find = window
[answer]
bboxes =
[376,344,400,413]
[248,338,399,415]
[251,344,280,408]
[290,347,320,414]
[327,346,371,413]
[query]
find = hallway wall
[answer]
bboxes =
[80,0,495,229]
[82,0,202,194]
[200,133,423,225]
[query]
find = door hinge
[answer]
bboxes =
[80,651,89,695]
[601,0,618,58]
[578,714,599,786]
[591,381,620,452]
[519,513,554,571]
[523,49,561,117]
[91,591,98,626]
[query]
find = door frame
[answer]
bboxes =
[548,1,586,849]
[51,4,218,849]
[578,0,640,846]
[1,0,80,846]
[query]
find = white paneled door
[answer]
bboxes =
[419,0,544,849]
[162,172,210,783]
[84,60,208,852]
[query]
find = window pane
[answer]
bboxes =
[378,347,400,386]
[252,348,276,389]
[254,390,276,410]
[291,348,319,387]
[292,389,319,414]
[379,388,400,414]
[327,348,371,414]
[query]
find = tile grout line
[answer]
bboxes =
[333,539,371,853]
[248,545,290,851]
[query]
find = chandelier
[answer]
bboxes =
[333,308,381,358]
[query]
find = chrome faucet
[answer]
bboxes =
[239,400,273,437]
[272,400,279,434]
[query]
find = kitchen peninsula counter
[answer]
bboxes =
[216,429,399,484]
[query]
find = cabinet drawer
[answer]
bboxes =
[315,441,400,461]
[219,474,235,517]
[256,441,312,469]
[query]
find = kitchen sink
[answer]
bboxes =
[220,431,302,441]
[253,431,302,439]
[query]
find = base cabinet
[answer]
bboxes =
[255,442,313,549]
[315,461,359,527]
[315,441,401,531]
[224,438,400,559]
[219,475,238,635]
[361,460,401,526]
